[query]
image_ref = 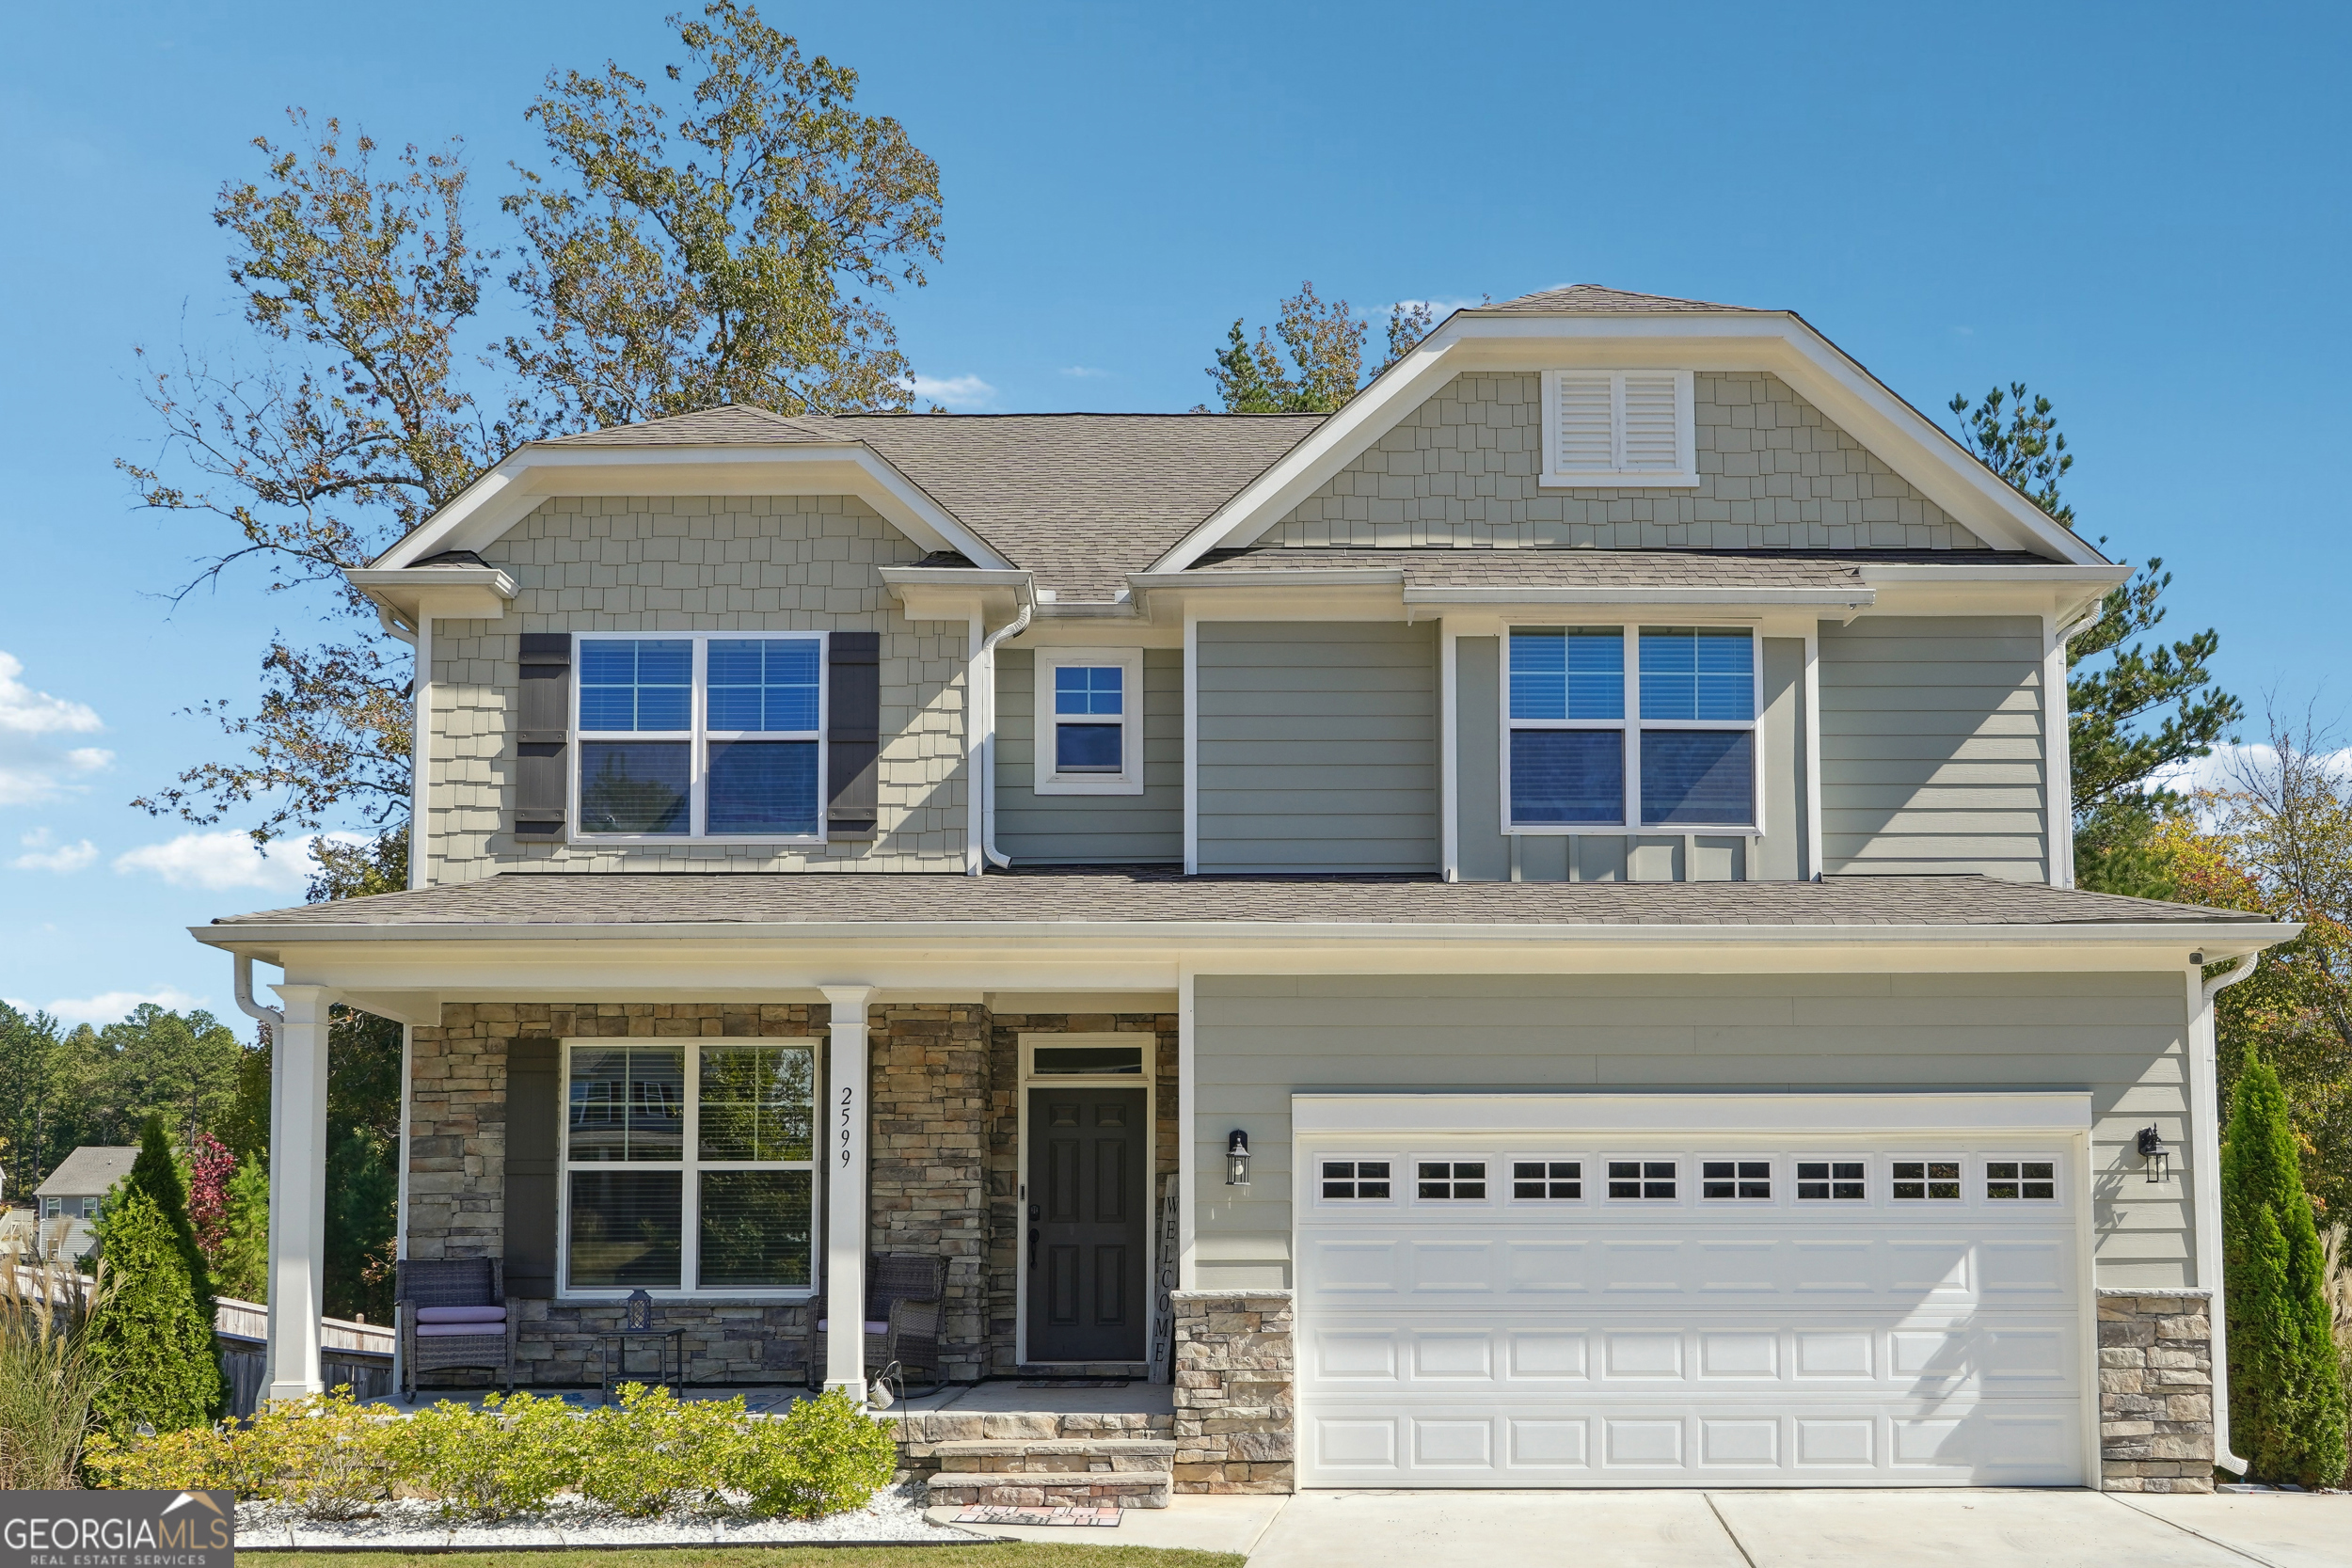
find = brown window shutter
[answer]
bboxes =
[502,1037,561,1299]
[516,634,571,839]
[827,631,881,840]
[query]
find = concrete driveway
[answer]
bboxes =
[1226,1488,2352,1567]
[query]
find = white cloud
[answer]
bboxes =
[902,372,998,411]
[0,650,109,806]
[1059,365,1111,380]
[12,828,98,873]
[42,988,207,1027]
[113,829,364,892]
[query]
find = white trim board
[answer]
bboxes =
[1291,1091,2094,1138]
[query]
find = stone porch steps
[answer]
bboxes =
[923,1438,1176,1510]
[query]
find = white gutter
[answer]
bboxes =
[968,594,1034,873]
[2193,950,2266,1475]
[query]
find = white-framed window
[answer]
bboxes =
[1317,1157,1395,1202]
[1795,1159,1868,1201]
[1985,1158,2058,1201]
[1033,647,1144,795]
[1509,1158,1585,1202]
[1605,1158,1678,1200]
[1540,369,1696,488]
[574,632,826,842]
[1890,1158,1963,1201]
[1699,1158,1773,1201]
[560,1037,818,1297]
[1504,624,1761,832]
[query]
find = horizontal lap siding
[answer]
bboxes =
[994,647,1184,863]
[1197,622,1438,873]
[1819,616,2046,879]
[1190,972,2190,1291]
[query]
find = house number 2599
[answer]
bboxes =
[839,1086,854,1167]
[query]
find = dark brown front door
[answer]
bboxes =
[1025,1086,1148,1363]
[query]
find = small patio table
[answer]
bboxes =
[597,1324,687,1402]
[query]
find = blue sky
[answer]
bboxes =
[2,2,2346,1028]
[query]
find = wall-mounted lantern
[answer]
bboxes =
[2137,1126,2171,1183]
[1226,1130,1252,1188]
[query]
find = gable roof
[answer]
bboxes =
[33,1146,137,1198]
[1480,284,1768,314]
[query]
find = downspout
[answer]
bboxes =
[233,953,285,1037]
[2193,950,2265,1476]
[373,604,428,892]
[972,595,1033,873]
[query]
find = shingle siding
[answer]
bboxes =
[1260,372,1987,552]
[423,494,968,884]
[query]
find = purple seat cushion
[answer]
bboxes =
[815,1319,889,1335]
[415,1321,507,1338]
[416,1305,506,1324]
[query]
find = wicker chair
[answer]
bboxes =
[804,1253,946,1390]
[396,1258,520,1401]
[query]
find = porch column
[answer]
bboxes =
[264,984,334,1401]
[820,985,875,1399]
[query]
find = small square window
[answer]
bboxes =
[1797,1161,1867,1201]
[1702,1160,1772,1199]
[1892,1160,1963,1201]
[1513,1160,1582,1199]
[1607,1160,1676,1199]
[1986,1161,2057,1200]
[1417,1161,1486,1200]
[1322,1160,1391,1200]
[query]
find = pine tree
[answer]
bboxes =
[214,1156,271,1303]
[86,1187,227,1433]
[2221,1050,2349,1484]
[123,1117,216,1329]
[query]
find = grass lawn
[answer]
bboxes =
[242,1548,1246,1568]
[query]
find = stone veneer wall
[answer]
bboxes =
[1168,1290,1295,1494]
[986,1011,1180,1373]
[1263,371,1986,552]
[2098,1288,2216,1493]
[867,1003,990,1381]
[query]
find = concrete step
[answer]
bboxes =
[932,1438,1176,1475]
[926,1468,1172,1510]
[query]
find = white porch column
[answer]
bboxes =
[820,985,875,1399]
[264,984,334,1401]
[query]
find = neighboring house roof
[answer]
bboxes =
[33,1146,137,1198]
[209,869,2271,931]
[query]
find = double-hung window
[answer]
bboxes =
[577,633,824,839]
[1505,625,1759,832]
[562,1039,817,1296]
[1033,648,1144,795]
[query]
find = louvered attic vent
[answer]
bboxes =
[1540,369,1697,488]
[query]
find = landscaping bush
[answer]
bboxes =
[2223,1049,2350,1487]
[0,1258,110,1488]
[83,1421,236,1494]
[577,1382,745,1516]
[246,1390,400,1518]
[726,1388,899,1520]
[385,1391,583,1519]
[85,1184,224,1435]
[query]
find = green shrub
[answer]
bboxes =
[2224,1050,2350,1487]
[85,1187,224,1435]
[83,1422,236,1494]
[727,1388,898,1519]
[577,1383,742,1517]
[386,1392,582,1519]
[246,1390,399,1518]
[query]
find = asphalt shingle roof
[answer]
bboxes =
[33,1147,138,1198]
[1475,284,1769,315]
[212,869,2265,931]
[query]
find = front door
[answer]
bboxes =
[1025,1086,1148,1363]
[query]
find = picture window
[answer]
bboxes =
[1607,1160,1677,1200]
[1891,1160,1963,1201]
[1321,1160,1391,1200]
[1513,1160,1582,1199]
[1701,1160,1772,1199]
[1797,1161,1867,1200]
[1416,1161,1487,1200]
[1986,1161,2057,1200]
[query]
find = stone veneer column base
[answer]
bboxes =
[1169,1289,1295,1494]
[2099,1288,2216,1493]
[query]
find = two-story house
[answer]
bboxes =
[197,286,2292,1497]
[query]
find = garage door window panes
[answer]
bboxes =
[1700,1160,1772,1199]
[1797,1161,1867,1200]
[1986,1160,2057,1200]
[1416,1161,1486,1200]
[1512,1160,1582,1199]
[1321,1160,1391,1200]
[1608,1160,1677,1199]
[1892,1159,1963,1200]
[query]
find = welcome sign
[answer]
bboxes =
[0,1491,233,1568]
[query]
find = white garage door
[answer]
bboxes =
[1294,1096,2091,1488]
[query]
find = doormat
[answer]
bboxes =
[955,1505,1122,1528]
[1016,1378,1129,1388]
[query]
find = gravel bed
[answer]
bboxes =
[234,1481,992,1550]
